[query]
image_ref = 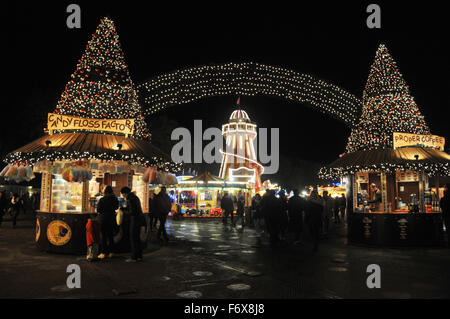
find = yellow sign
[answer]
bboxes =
[47,113,134,135]
[47,220,72,246]
[393,132,445,151]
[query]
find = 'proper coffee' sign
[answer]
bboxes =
[48,113,134,135]
[393,132,445,151]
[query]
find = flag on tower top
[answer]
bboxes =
[237,97,240,105]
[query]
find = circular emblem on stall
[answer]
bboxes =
[35,219,41,242]
[47,220,72,246]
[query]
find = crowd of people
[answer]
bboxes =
[86,185,172,262]
[220,188,347,252]
[0,190,39,228]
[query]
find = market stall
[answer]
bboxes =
[167,172,251,218]
[2,17,179,254]
[323,147,449,246]
[319,45,450,246]
[4,133,177,254]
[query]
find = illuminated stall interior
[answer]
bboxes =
[325,146,450,214]
[167,172,251,217]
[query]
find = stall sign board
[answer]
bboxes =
[47,113,134,135]
[397,218,408,240]
[396,170,419,182]
[47,220,72,246]
[393,132,445,150]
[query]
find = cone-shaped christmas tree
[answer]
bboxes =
[49,17,149,139]
[345,44,430,153]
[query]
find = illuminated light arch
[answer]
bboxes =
[137,62,361,127]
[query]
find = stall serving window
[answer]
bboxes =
[51,174,83,213]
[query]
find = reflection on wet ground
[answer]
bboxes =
[1,218,449,298]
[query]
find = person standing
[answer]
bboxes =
[306,189,323,252]
[251,193,263,241]
[322,191,333,237]
[120,187,146,262]
[369,183,382,211]
[261,190,282,245]
[221,192,235,226]
[10,193,23,228]
[234,191,245,230]
[288,189,305,244]
[338,194,346,223]
[148,191,158,231]
[154,187,172,243]
[440,183,450,246]
[97,186,119,259]
[86,213,101,261]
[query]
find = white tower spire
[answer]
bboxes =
[219,99,263,189]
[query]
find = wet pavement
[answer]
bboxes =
[1,215,450,299]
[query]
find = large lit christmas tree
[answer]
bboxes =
[345,44,430,153]
[49,17,149,139]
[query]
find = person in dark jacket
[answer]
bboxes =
[440,183,450,245]
[338,194,346,223]
[10,193,23,228]
[305,189,323,252]
[97,186,119,259]
[369,183,382,211]
[154,187,172,243]
[148,191,158,231]
[251,193,263,240]
[261,190,282,245]
[221,192,235,226]
[288,189,305,244]
[234,191,246,229]
[120,187,146,262]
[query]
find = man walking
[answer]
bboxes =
[221,192,235,226]
[154,187,172,243]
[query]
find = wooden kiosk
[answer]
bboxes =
[320,44,450,246]
[5,132,177,254]
[3,16,181,254]
[323,146,450,246]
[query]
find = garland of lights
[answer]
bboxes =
[318,162,450,179]
[137,62,361,127]
[345,44,430,153]
[5,150,181,172]
[49,17,150,140]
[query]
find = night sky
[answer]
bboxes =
[3,1,449,188]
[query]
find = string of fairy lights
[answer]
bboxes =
[345,44,430,153]
[320,44,449,179]
[5,17,179,172]
[137,62,361,127]
[4,150,180,172]
[319,162,450,180]
[50,17,150,140]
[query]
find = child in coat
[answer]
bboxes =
[86,214,101,261]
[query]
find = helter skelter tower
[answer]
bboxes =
[219,98,263,190]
